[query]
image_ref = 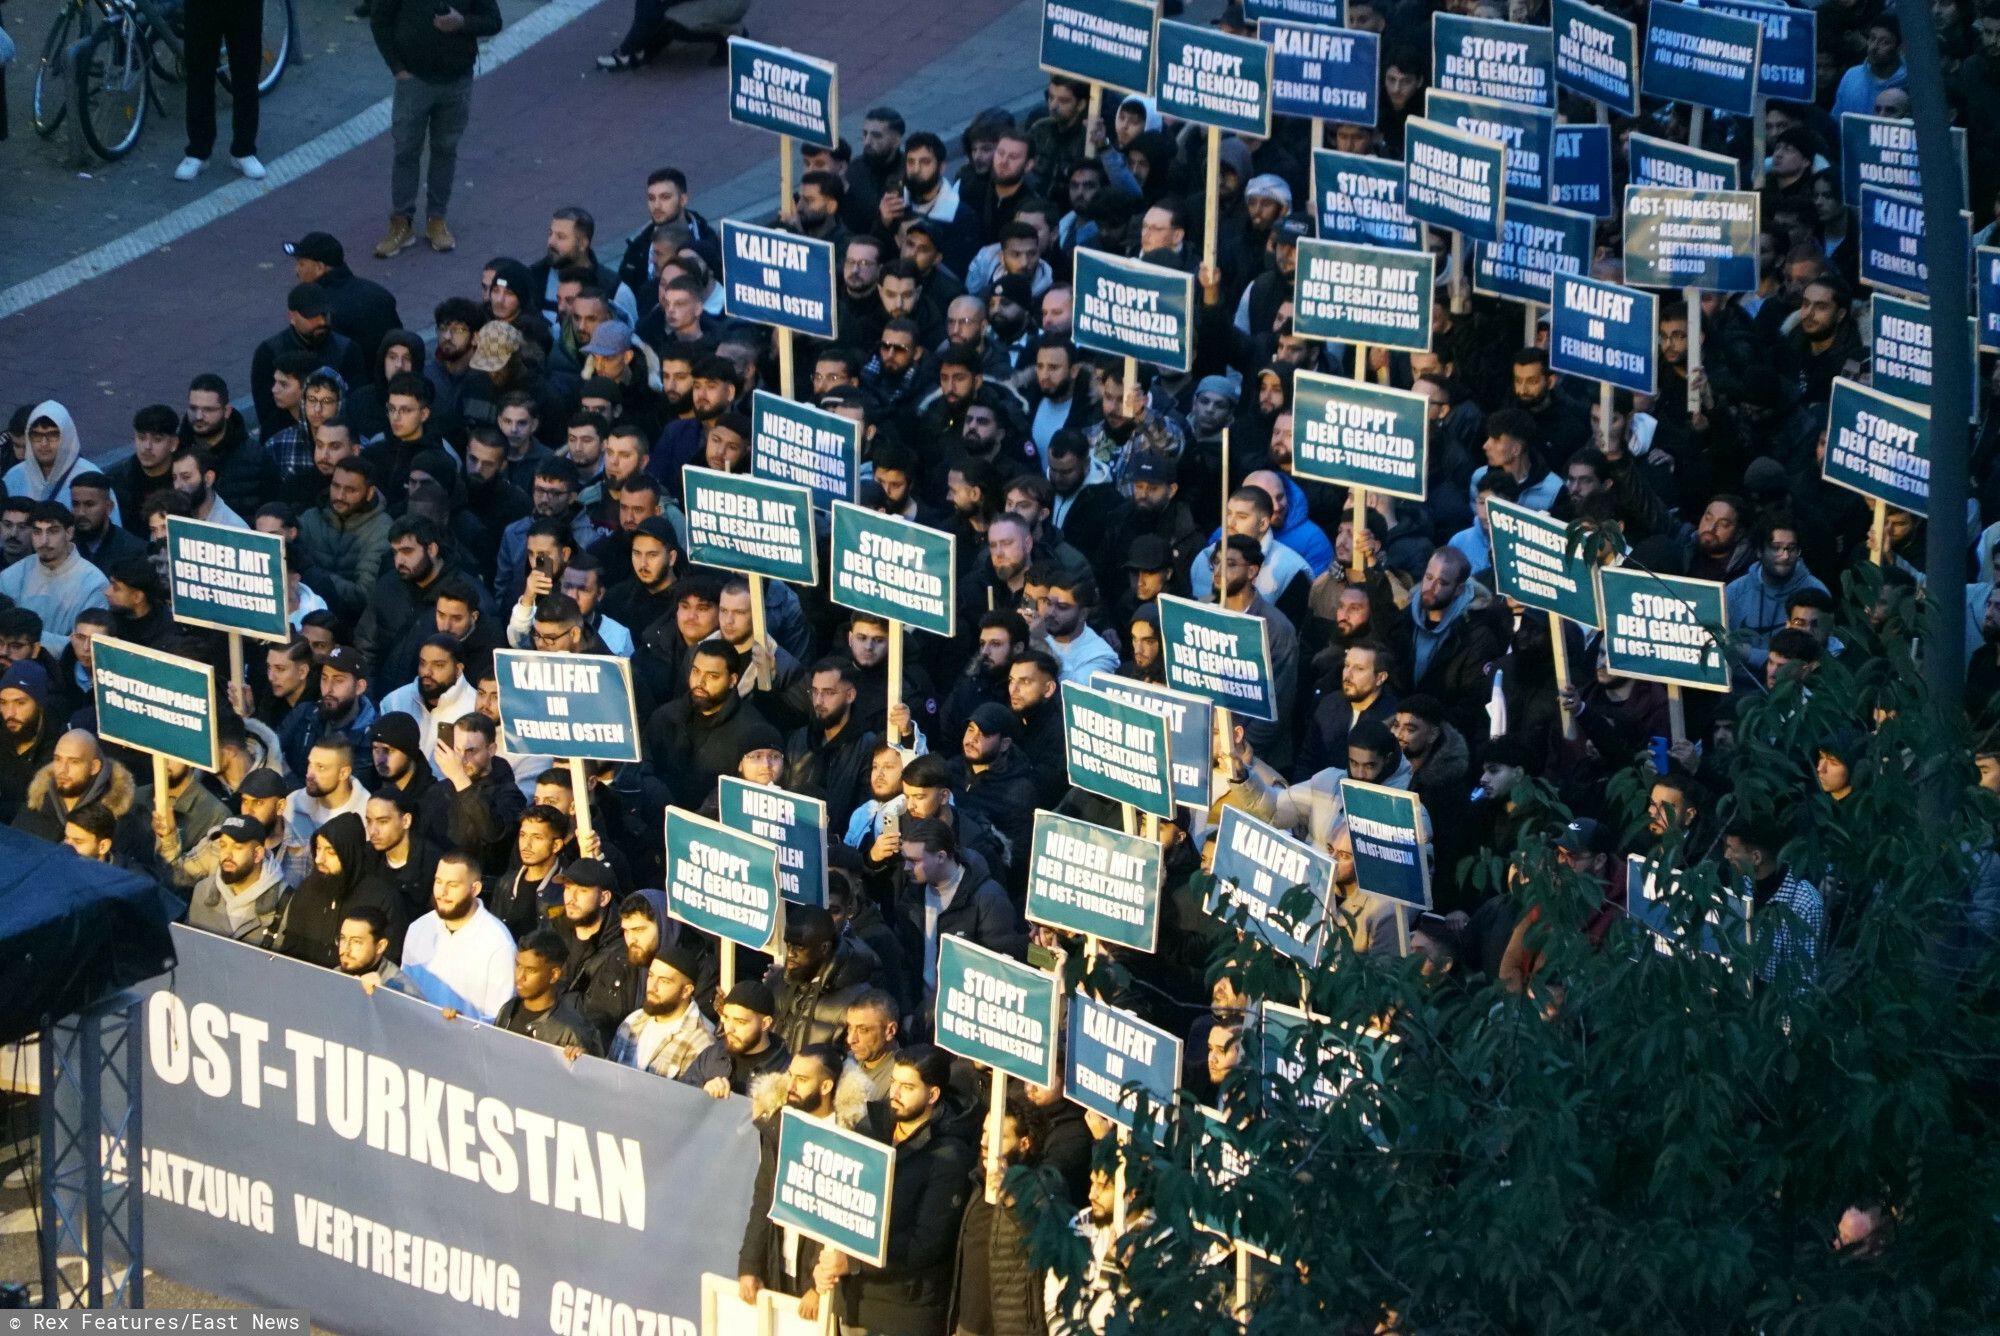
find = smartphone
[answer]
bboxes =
[438,720,456,748]
[883,809,900,842]
[531,554,552,576]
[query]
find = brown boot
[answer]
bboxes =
[425,217,456,252]
[374,215,416,259]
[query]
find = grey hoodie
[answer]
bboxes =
[4,400,87,506]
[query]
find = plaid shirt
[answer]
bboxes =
[265,421,314,479]
[607,1004,713,1079]
[1755,868,1827,988]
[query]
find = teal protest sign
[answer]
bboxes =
[1154,19,1272,136]
[165,516,289,643]
[1550,273,1656,395]
[92,636,219,772]
[494,649,641,762]
[1040,0,1158,95]
[1473,198,1593,303]
[682,466,818,586]
[665,808,782,952]
[1824,377,1931,518]
[1208,806,1333,968]
[1597,567,1729,691]
[718,776,828,908]
[1026,809,1163,951]
[1261,1003,1398,1142]
[1158,594,1278,723]
[1872,295,1978,424]
[1553,0,1638,114]
[829,501,956,638]
[1190,1106,1278,1255]
[1088,672,1215,810]
[1311,149,1421,251]
[1426,88,1553,204]
[1245,0,1342,20]
[1060,681,1174,818]
[1641,0,1761,116]
[751,391,859,511]
[1290,370,1429,500]
[1268,21,1378,126]
[1293,239,1434,352]
[769,1110,894,1268]
[1339,781,1430,910]
[726,38,838,148]
[721,220,838,341]
[1073,248,1195,372]
[1066,993,1181,1131]
[1432,13,1555,109]
[1840,114,1967,208]
[1981,247,2000,354]
[1403,116,1507,243]
[1628,131,1739,191]
[1486,498,1602,627]
[934,935,1061,1086]
[1622,186,1760,292]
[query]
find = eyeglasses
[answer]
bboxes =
[531,629,572,646]
[879,341,914,354]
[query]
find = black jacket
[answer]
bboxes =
[782,718,882,836]
[495,996,602,1054]
[765,935,882,1054]
[947,1191,1049,1336]
[556,915,634,1049]
[946,749,1035,884]
[416,756,527,875]
[249,326,365,439]
[273,814,408,970]
[842,1101,977,1334]
[315,269,404,362]
[644,693,775,812]
[370,0,501,82]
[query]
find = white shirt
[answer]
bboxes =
[401,905,517,1022]
[282,782,370,853]
[378,675,479,776]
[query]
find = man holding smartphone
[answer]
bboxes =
[370,0,504,259]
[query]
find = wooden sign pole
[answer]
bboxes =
[1349,485,1367,581]
[1666,684,1687,746]
[779,134,796,222]
[1204,127,1222,273]
[984,1069,1007,1205]
[886,620,905,743]
[151,753,171,826]
[1085,84,1104,158]
[1550,612,1578,741]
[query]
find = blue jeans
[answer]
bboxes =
[389,73,472,221]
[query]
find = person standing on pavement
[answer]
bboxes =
[370,0,503,259]
[176,0,265,183]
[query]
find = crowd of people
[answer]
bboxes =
[10,0,2000,1329]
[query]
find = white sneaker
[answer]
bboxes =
[173,156,206,181]
[231,154,267,180]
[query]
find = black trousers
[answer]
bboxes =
[183,0,261,159]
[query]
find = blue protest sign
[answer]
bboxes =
[682,465,818,586]
[138,927,760,1335]
[1040,0,1159,95]
[1027,809,1164,951]
[1552,0,1639,114]
[1622,186,1761,292]
[721,219,838,340]
[1073,248,1196,372]
[1290,370,1430,500]
[829,501,956,638]
[751,391,860,511]
[1061,680,1175,818]
[1641,0,1761,117]
[1840,114,1968,208]
[1403,115,1507,243]
[665,807,782,952]
[1628,131,1740,191]
[769,1111,895,1267]
[1553,124,1614,218]
[1486,498,1604,627]
[1088,671,1216,810]
[1207,806,1333,967]
[1311,149,1422,250]
[1293,238,1435,351]
[1859,186,1968,300]
[1691,0,1813,100]
[1158,593,1279,722]
[1432,13,1555,109]
[1426,89,1552,204]
[1066,993,1182,1130]
[934,935,1061,1086]
[1597,567,1730,690]
[1824,377,1931,517]
[93,637,219,771]
[1980,247,2000,354]
[1339,781,1431,910]
[726,38,838,149]
[1872,294,1978,424]
[166,517,290,643]
[718,776,828,908]
[1473,198,1594,303]
[1550,274,1657,395]
[1245,0,1343,22]
[494,649,642,762]
[1268,21,1378,126]
[1154,19,1273,137]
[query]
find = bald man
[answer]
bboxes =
[13,728,135,848]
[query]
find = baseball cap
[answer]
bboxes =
[323,646,366,679]
[1125,534,1172,571]
[904,217,943,242]
[1275,216,1312,246]
[217,814,269,845]
[582,321,635,357]
[564,858,618,890]
[468,321,524,374]
[1129,453,1175,485]
[721,979,776,1017]
[237,769,292,801]
[968,702,1021,742]
[283,232,344,266]
[1554,818,1613,856]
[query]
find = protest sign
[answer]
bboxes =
[1621,186,1760,292]
[1153,19,1273,136]
[1189,1106,1274,1257]
[1432,13,1554,108]
[1290,370,1429,500]
[718,777,828,908]
[721,220,838,340]
[1268,21,1378,126]
[750,391,859,511]
[165,516,288,642]
[494,649,640,763]
[1823,377,1931,518]
[1245,0,1343,21]
[1597,567,1729,691]
[1339,781,1431,911]
[682,466,818,586]
[1641,0,1760,116]
[1840,114,1968,210]
[1691,0,1813,99]
[1312,150,1422,250]
[1552,0,1639,114]
[1426,89,1552,203]
[1061,681,1174,818]
[1552,124,1614,219]
[1207,806,1334,968]
[1859,185,1972,300]
[1872,294,1977,424]
[1626,855,1752,959]
[1040,0,1158,95]
[1293,238,1434,351]
[934,935,1061,1086]
[726,38,838,148]
[1261,1003,1398,1141]
[768,1110,894,1268]
[1403,115,1507,243]
[1473,198,1593,303]
[92,637,219,772]
[828,501,956,638]
[1486,498,1603,626]
[1628,131,1739,191]
[665,808,782,952]
[1981,247,2000,354]
[1026,810,1163,952]
[1550,274,1657,395]
[1157,594,1278,723]
[1073,248,1195,372]
[1088,671,1216,810]
[1066,993,1181,1130]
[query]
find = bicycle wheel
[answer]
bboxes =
[31,2,78,137]
[217,0,289,95]
[74,18,149,160]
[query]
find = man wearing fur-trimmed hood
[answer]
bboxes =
[13,728,135,849]
[737,1043,871,1317]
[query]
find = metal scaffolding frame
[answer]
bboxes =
[38,990,144,1310]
